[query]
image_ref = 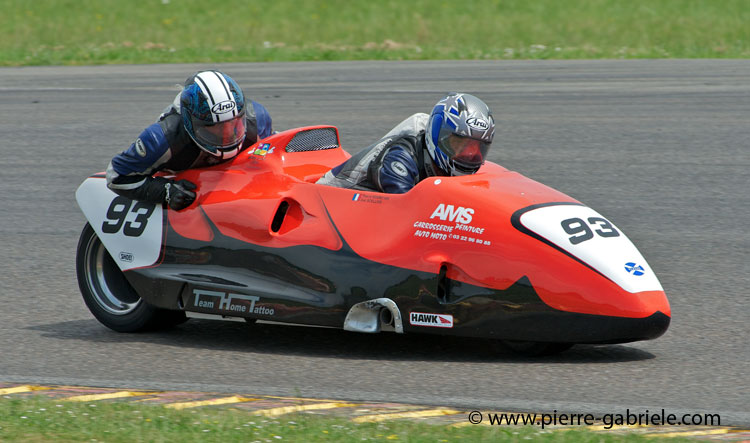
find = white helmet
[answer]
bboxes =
[180,70,247,159]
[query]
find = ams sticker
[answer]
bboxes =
[413,203,489,245]
[430,203,473,224]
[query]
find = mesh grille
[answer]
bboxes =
[286,128,339,152]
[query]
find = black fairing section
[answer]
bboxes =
[123,210,670,344]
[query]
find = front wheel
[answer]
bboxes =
[76,223,185,332]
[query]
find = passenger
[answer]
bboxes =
[106,70,273,210]
[316,93,495,193]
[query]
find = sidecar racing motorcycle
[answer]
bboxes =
[75,125,670,355]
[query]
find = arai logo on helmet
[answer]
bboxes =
[211,100,236,114]
[466,117,489,131]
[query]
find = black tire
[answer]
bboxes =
[76,223,186,332]
[500,340,574,356]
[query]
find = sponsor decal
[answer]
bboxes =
[252,143,272,157]
[466,117,489,131]
[624,262,645,276]
[453,223,485,234]
[430,203,474,224]
[351,193,390,204]
[118,251,134,262]
[391,161,409,177]
[134,138,147,157]
[409,312,454,328]
[192,289,275,316]
[211,100,236,114]
[412,203,489,245]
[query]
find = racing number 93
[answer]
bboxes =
[101,196,155,237]
[561,217,620,245]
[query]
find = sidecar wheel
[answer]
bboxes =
[76,223,186,332]
[500,340,573,356]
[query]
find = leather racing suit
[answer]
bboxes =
[316,114,443,193]
[106,97,272,202]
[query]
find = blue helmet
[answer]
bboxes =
[180,70,247,159]
[425,93,495,176]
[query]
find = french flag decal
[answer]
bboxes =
[352,193,360,201]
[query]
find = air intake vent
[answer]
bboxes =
[286,128,339,152]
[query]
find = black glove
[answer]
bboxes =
[110,176,197,210]
[165,179,197,210]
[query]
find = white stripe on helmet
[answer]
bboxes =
[194,71,236,123]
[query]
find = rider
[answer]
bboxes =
[316,93,495,193]
[106,70,273,210]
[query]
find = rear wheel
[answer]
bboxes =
[76,223,185,332]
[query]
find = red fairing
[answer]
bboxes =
[165,126,669,321]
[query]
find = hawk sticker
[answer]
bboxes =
[409,312,454,328]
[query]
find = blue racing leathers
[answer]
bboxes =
[105,98,272,204]
[316,113,443,193]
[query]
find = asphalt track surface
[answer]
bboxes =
[1,60,748,426]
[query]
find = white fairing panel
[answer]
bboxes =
[519,204,663,293]
[76,177,164,271]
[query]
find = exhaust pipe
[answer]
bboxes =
[379,307,394,327]
[344,298,403,334]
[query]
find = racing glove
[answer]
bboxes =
[108,174,197,210]
[134,177,197,210]
[164,179,197,210]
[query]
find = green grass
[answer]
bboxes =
[0,396,684,442]
[1,0,749,65]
